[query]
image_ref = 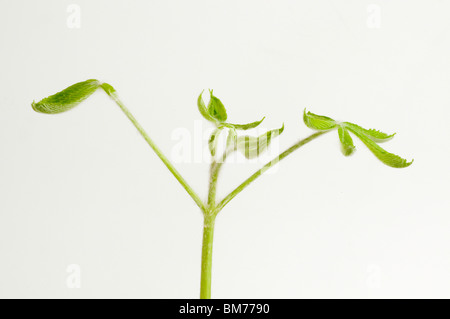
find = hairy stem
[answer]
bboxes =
[207,150,230,209]
[215,131,329,213]
[106,90,205,212]
[207,162,219,208]
[200,214,216,299]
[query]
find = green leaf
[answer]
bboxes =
[301,109,412,168]
[348,128,413,168]
[32,79,101,114]
[198,89,263,130]
[343,122,395,143]
[338,125,356,156]
[236,124,284,159]
[208,128,223,157]
[197,90,217,123]
[207,90,227,122]
[226,117,265,130]
[303,109,337,131]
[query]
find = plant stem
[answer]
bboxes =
[200,131,328,298]
[207,149,232,209]
[215,131,329,213]
[106,90,205,212]
[202,154,226,299]
[200,214,216,299]
[207,161,225,209]
[207,162,218,207]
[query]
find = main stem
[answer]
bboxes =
[200,130,328,298]
[200,213,216,299]
[201,153,224,298]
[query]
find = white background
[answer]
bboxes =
[0,0,448,298]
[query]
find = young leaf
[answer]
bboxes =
[226,117,265,130]
[303,109,337,131]
[343,122,395,143]
[197,90,217,123]
[32,79,101,114]
[236,124,284,159]
[207,90,227,122]
[348,128,413,168]
[208,128,223,157]
[338,125,356,156]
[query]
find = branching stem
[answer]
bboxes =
[110,90,328,299]
[215,130,329,213]
[32,80,411,300]
[107,91,206,212]
[199,130,329,298]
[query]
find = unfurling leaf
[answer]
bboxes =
[343,122,395,143]
[303,109,412,168]
[226,117,265,130]
[236,124,284,159]
[208,128,223,157]
[346,126,413,168]
[303,109,337,131]
[197,89,266,134]
[32,79,101,114]
[207,90,227,122]
[338,125,355,156]
[197,90,217,123]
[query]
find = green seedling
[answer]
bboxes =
[32,80,413,298]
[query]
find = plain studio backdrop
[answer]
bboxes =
[0,0,448,298]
